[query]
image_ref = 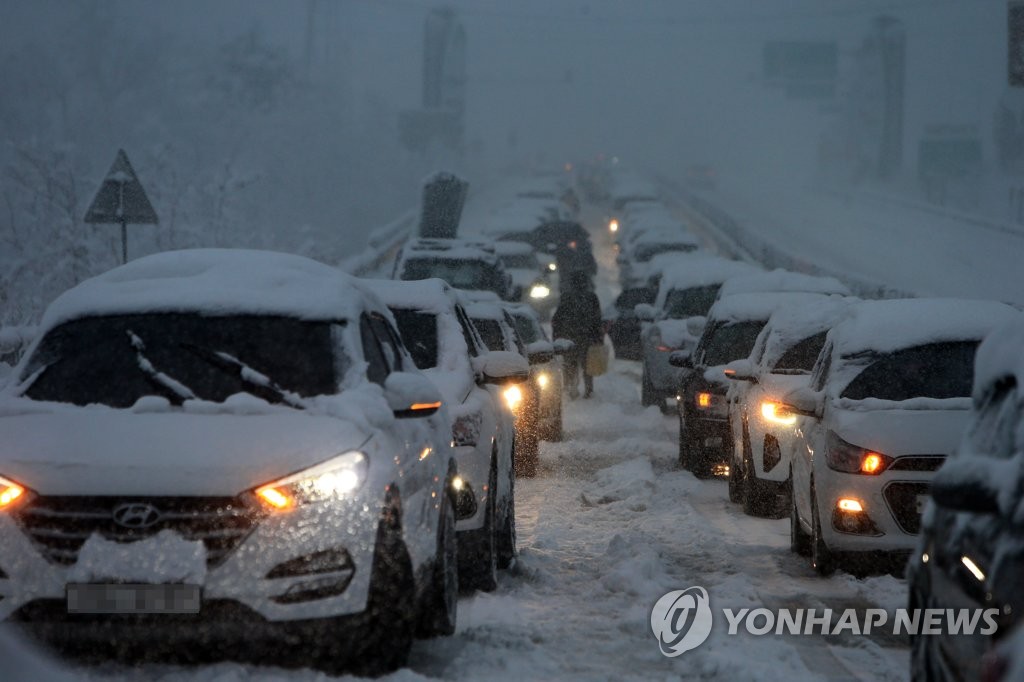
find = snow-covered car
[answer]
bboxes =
[784,298,1020,576]
[617,227,700,289]
[505,303,566,444]
[908,316,1024,682]
[673,292,834,478]
[0,250,463,674]
[638,257,760,409]
[714,268,852,301]
[377,279,527,592]
[393,238,515,301]
[605,286,656,361]
[493,241,557,319]
[722,297,855,517]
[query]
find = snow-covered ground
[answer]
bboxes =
[20,195,916,682]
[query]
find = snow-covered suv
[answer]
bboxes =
[0,250,463,674]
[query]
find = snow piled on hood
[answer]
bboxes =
[718,269,852,298]
[38,249,374,334]
[829,298,1021,358]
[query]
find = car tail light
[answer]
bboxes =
[697,392,712,408]
[656,345,674,352]
[825,432,892,475]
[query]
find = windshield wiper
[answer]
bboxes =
[127,330,197,405]
[180,343,305,410]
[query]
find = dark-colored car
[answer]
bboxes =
[605,286,655,361]
[908,318,1024,682]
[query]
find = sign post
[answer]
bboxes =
[84,149,158,263]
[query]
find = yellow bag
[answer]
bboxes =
[585,344,609,376]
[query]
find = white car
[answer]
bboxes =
[0,250,463,674]
[785,298,1020,575]
[722,296,854,517]
[376,279,527,592]
[714,269,852,301]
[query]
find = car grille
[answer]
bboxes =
[882,482,930,534]
[13,496,259,568]
[888,455,946,472]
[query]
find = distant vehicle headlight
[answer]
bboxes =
[548,263,557,272]
[609,218,619,233]
[536,372,550,389]
[255,451,368,511]
[530,284,551,299]
[504,385,523,411]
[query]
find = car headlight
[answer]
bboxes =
[504,384,523,411]
[255,451,369,511]
[536,372,550,389]
[547,262,557,272]
[825,432,892,475]
[530,284,551,299]
[0,474,28,511]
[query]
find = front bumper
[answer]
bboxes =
[0,490,385,624]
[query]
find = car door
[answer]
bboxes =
[791,343,833,523]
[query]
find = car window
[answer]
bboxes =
[454,305,481,357]
[390,308,439,370]
[369,314,403,372]
[472,318,506,352]
[840,341,980,401]
[503,312,527,355]
[511,313,542,344]
[773,331,828,373]
[663,285,720,318]
[23,313,339,407]
[700,321,766,367]
[359,315,390,386]
[401,258,504,295]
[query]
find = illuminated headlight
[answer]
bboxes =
[536,372,550,389]
[504,384,523,410]
[530,284,551,299]
[760,400,797,426]
[0,475,28,511]
[255,452,368,511]
[548,262,557,272]
[609,218,619,232]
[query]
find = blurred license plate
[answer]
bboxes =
[67,584,201,614]
[916,495,928,514]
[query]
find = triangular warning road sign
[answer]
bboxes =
[84,149,159,225]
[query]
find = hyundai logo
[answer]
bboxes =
[111,503,162,529]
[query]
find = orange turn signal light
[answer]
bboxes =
[409,401,442,412]
[0,476,26,510]
[257,487,294,510]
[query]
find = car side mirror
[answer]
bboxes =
[553,338,575,355]
[930,457,1001,514]
[451,476,478,521]
[634,303,657,322]
[384,372,442,418]
[723,359,758,383]
[526,340,555,365]
[780,386,823,419]
[668,351,693,368]
[475,351,529,385]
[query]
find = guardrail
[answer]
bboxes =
[657,175,914,301]
[338,208,418,278]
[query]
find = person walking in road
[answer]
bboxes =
[552,270,603,399]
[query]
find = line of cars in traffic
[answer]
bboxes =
[600,169,1024,682]
[0,172,590,674]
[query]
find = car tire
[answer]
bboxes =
[811,486,835,576]
[742,444,773,517]
[497,462,517,569]
[678,414,691,470]
[459,460,498,592]
[789,473,811,557]
[417,480,458,638]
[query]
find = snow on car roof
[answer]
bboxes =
[972,316,1024,399]
[464,301,507,321]
[656,257,760,296]
[372,278,458,314]
[756,297,857,369]
[829,298,1021,358]
[717,269,852,298]
[493,240,535,257]
[707,292,835,325]
[39,249,375,333]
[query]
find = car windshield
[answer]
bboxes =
[390,308,439,370]
[634,243,697,263]
[701,321,766,367]
[511,314,542,344]
[21,313,339,408]
[772,331,828,373]
[840,340,980,401]
[472,318,506,352]
[500,253,539,269]
[401,258,503,294]
[664,285,719,318]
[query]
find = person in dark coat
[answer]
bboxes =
[551,270,604,399]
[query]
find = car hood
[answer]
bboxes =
[830,404,971,457]
[0,409,371,496]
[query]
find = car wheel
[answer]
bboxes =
[742,440,772,518]
[789,473,811,557]
[459,460,498,592]
[497,462,517,569]
[678,414,691,470]
[811,486,835,576]
[417,480,458,638]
